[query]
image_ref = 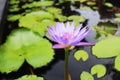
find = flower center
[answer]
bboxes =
[62,32,73,40]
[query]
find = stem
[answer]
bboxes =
[64,48,69,80]
[29,67,34,75]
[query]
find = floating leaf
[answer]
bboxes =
[91,64,106,78]
[94,22,117,39]
[33,1,53,7]
[19,11,54,36]
[45,7,62,15]
[80,71,94,80]
[87,2,96,6]
[114,18,120,22]
[104,3,113,8]
[74,50,89,61]
[9,7,20,12]
[16,75,43,80]
[115,13,120,17]
[7,14,22,22]
[92,36,120,58]
[79,0,87,3]
[80,6,91,10]
[55,14,67,22]
[9,0,20,5]
[68,15,85,23]
[0,29,54,73]
[0,45,24,73]
[114,55,120,71]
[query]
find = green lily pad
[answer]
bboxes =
[74,50,89,61]
[7,14,22,22]
[32,1,53,7]
[0,45,24,73]
[15,75,43,80]
[115,13,120,17]
[87,2,96,6]
[68,15,85,23]
[9,7,20,12]
[55,14,67,22]
[80,71,94,80]
[114,18,120,22]
[0,29,54,73]
[104,3,113,8]
[114,55,120,71]
[94,22,117,39]
[45,7,62,15]
[91,64,106,78]
[92,36,120,58]
[19,11,55,36]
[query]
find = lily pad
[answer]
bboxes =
[55,14,67,22]
[0,29,54,73]
[104,3,113,8]
[80,71,94,80]
[15,75,43,80]
[7,14,22,22]
[94,22,118,39]
[74,50,89,61]
[87,2,96,6]
[45,7,62,15]
[33,1,53,7]
[68,15,85,23]
[91,64,106,78]
[19,11,55,36]
[115,13,120,17]
[114,18,120,22]
[114,55,120,71]
[92,36,120,58]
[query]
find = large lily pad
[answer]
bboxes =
[92,36,120,58]
[0,29,54,73]
[15,75,43,80]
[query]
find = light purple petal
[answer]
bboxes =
[55,22,64,36]
[52,44,66,49]
[56,22,65,34]
[74,24,82,36]
[70,27,88,44]
[72,42,93,46]
[66,22,74,33]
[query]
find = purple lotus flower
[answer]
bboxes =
[47,22,92,49]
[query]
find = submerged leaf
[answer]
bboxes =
[80,71,94,80]
[74,50,89,61]
[0,29,54,73]
[16,75,43,80]
[91,64,106,78]
[92,36,120,58]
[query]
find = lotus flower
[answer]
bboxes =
[47,22,92,49]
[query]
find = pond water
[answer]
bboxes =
[0,0,120,80]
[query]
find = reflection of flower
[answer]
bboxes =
[47,22,92,49]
